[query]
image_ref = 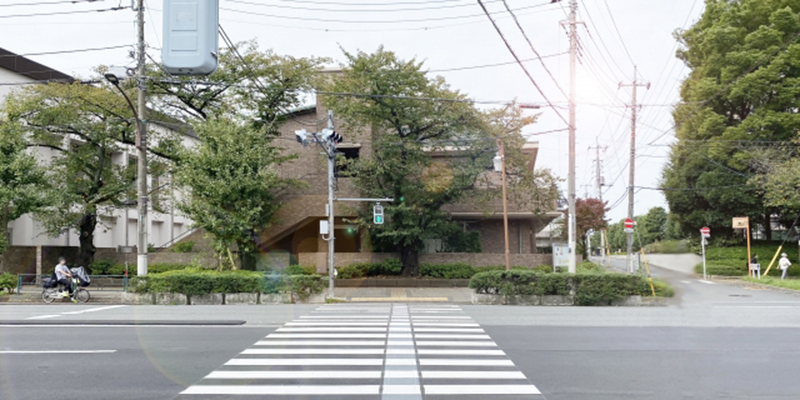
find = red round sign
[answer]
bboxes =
[701,227,710,235]
[624,218,634,229]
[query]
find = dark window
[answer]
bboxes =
[336,147,360,177]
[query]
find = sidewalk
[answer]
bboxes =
[334,287,473,303]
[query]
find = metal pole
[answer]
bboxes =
[746,218,752,278]
[567,0,577,273]
[499,139,511,271]
[136,0,149,276]
[701,232,707,280]
[327,111,336,298]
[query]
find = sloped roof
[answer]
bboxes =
[0,47,74,83]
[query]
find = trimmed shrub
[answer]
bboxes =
[420,263,475,279]
[130,270,262,296]
[337,263,370,279]
[171,241,195,253]
[289,275,325,300]
[301,265,319,275]
[0,273,16,294]
[108,263,198,276]
[88,260,115,275]
[469,270,669,305]
[336,260,402,279]
[262,273,288,294]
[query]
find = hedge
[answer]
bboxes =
[130,269,325,298]
[694,260,800,277]
[335,260,556,279]
[336,259,403,279]
[469,270,670,305]
[0,273,16,294]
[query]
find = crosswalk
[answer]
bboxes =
[177,304,544,399]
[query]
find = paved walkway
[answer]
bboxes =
[334,288,473,303]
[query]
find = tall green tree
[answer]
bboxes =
[638,207,669,245]
[662,0,800,239]
[175,118,296,269]
[323,47,556,275]
[0,122,50,271]
[2,82,176,266]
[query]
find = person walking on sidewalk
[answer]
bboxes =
[779,253,792,280]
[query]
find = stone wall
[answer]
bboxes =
[299,252,557,271]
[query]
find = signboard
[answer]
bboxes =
[701,227,710,238]
[732,217,748,229]
[624,218,634,233]
[552,243,569,268]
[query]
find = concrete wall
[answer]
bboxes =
[299,252,555,271]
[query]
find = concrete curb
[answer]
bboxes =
[0,320,246,326]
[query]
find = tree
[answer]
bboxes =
[1,82,176,267]
[0,122,50,271]
[563,198,608,259]
[323,47,555,276]
[662,0,800,239]
[174,118,296,270]
[638,207,669,245]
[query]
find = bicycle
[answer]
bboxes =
[42,277,90,304]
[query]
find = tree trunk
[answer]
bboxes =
[764,212,772,241]
[77,211,97,267]
[400,245,420,277]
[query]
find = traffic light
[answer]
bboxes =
[294,129,309,147]
[373,204,384,225]
[321,128,343,144]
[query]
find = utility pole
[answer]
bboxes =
[325,111,336,298]
[136,0,149,276]
[499,139,511,271]
[619,67,649,274]
[589,137,607,265]
[566,0,581,273]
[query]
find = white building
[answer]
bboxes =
[1,47,196,251]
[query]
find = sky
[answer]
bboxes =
[0,0,706,222]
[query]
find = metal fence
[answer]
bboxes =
[17,274,129,294]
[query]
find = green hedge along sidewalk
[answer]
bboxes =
[469,269,674,306]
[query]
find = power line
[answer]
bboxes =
[577,0,629,81]
[219,2,553,25]
[476,0,570,128]
[0,5,127,18]
[601,0,637,71]
[226,0,505,13]
[0,0,104,7]
[501,0,568,100]
[427,51,568,73]
[0,44,131,58]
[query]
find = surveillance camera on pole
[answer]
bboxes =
[295,129,310,147]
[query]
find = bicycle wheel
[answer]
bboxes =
[74,289,90,303]
[42,290,55,304]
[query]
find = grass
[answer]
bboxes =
[744,276,800,291]
[644,240,690,254]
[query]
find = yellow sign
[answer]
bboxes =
[732,217,748,229]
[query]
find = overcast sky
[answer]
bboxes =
[0,0,705,222]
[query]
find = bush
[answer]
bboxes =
[130,269,262,296]
[88,260,115,275]
[694,260,800,277]
[262,273,288,294]
[288,275,325,300]
[301,265,319,275]
[0,273,16,294]
[644,240,689,254]
[651,279,675,297]
[469,270,669,305]
[420,263,475,279]
[171,241,195,253]
[336,260,402,279]
[109,263,198,276]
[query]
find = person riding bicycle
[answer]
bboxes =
[54,257,75,299]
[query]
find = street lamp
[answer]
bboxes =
[105,72,149,276]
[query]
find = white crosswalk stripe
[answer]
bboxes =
[177,304,544,399]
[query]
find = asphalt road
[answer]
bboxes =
[2,263,800,400]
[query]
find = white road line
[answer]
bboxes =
[206,371,382,379]
[412,323,480,327]
[415,341,497,347]
[414,334,492,340]
[697,280,716,285]
[225,358,384,366]
[413,328,486,333]
[422,371,525,379]
[385,358,418,365]
[383,385,422,395]
[680,280,692,284]
[277,327,388,332]
[419,359,515,366]
[424,385,540,395]
[241,348,385,355]
[254,340,385,346]
[181,385,381,395]
[713,306,798,309]
[384,370,421,378]
[286,322,388,326]
[60,305,128,315]
[301,315,389,319]
[0,350,117,354]
[417,349,506,356]
[266,333,387,339]
[411,316,471,319]
[386,348,416,355]
[25,315,60,320]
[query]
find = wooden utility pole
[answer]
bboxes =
[619,67,649,273]
[567,0,578,273]
[589,137,607,264]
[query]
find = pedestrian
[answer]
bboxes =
[779,253,792,280]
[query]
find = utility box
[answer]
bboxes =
[162,0,219,76]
